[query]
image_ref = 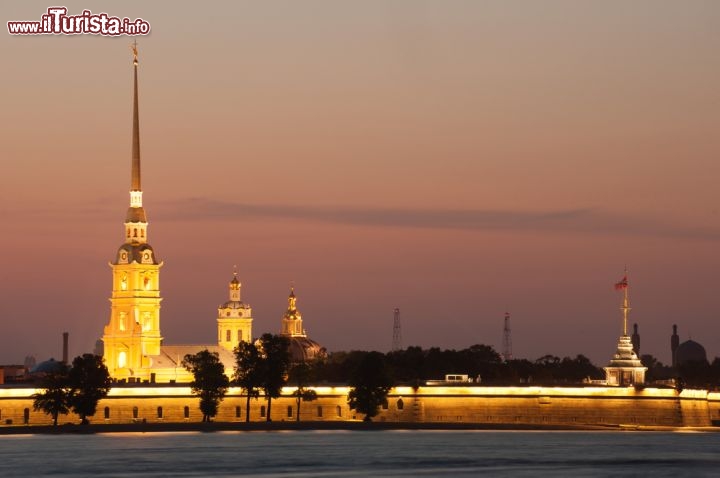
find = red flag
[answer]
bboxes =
[614,275,628,290]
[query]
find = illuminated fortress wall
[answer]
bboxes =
[1,386,718,427]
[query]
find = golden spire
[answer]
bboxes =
[130,40,141,192]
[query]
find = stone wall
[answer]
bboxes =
[0,385,713,427]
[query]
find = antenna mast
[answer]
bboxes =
[392,308,402,352]
[502,311,513,361]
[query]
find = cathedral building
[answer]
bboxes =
[101,47,321,383]
[101,47,241,383]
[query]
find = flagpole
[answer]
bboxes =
[622,285,629,336]
[619,268,630,336]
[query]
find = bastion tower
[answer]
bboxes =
[102,45,163,380]
[603,271,646,386]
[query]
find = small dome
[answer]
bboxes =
[30,358,66,375]
[288,337,326,363]
[676,340,707,365]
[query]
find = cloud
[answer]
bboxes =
[154,198,720,241]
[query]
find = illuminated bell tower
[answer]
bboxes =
[217,269,253,352]
[103,44,163,381]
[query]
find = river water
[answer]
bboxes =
[1,430,719,477]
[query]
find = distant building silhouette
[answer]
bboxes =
[671,324,680,367]
[631,323,640,356]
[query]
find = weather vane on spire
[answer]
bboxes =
[131,40,138,65]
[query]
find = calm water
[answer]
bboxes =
[1,430,719,477]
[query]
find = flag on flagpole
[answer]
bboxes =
[614,275,628,290]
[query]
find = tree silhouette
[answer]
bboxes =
[234,341,264,422]
[183,350,229,422]
[348,351,393,422]
[258,334,291,422]
[32,363,71,426]
[67,354,111,425]
[289,361,317,422]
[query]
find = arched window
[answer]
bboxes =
[260,405,266,418]
[127,228,131,238]
[336,405,342,417]
[396,398,404,410]
[23,408,30,425]
[104,407,110,419]
[157,406,163,419]
[226,330,231,342]
[132,406,139,419]
[133,228,138,237]
[184,406,190,419]
[287,406,293,418]
[140,229,144,238]
[382,399,389,410]
[235,406,241,418]
[317,406,323,418]
[118,351,127,368]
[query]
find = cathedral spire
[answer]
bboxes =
[131,40,141,193]
[124,42,148,245]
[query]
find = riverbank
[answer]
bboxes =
[0,420,717,435]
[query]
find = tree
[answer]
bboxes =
[258,334,291,422]
[348,351,393,422]
[289,361,317,422]
[32,363,71,426]
[67,354,111,425]
[234,340,264,422]
[183,350,230,422]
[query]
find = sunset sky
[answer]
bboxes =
[2,1,720,367]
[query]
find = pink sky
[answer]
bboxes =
[2,1,720,366]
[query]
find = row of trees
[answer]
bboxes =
[183,334,398,423]
[183,333,317,423]
[180,343,616,422]
[310,346,604,386]
[32,354,111,425]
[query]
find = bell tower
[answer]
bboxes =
[217,269,253,352]
[102,44,163,381]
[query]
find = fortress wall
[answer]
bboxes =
[707,392,720,424]
[377,387,684,427]
[679,390,711,427]
[0,385,712,427]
